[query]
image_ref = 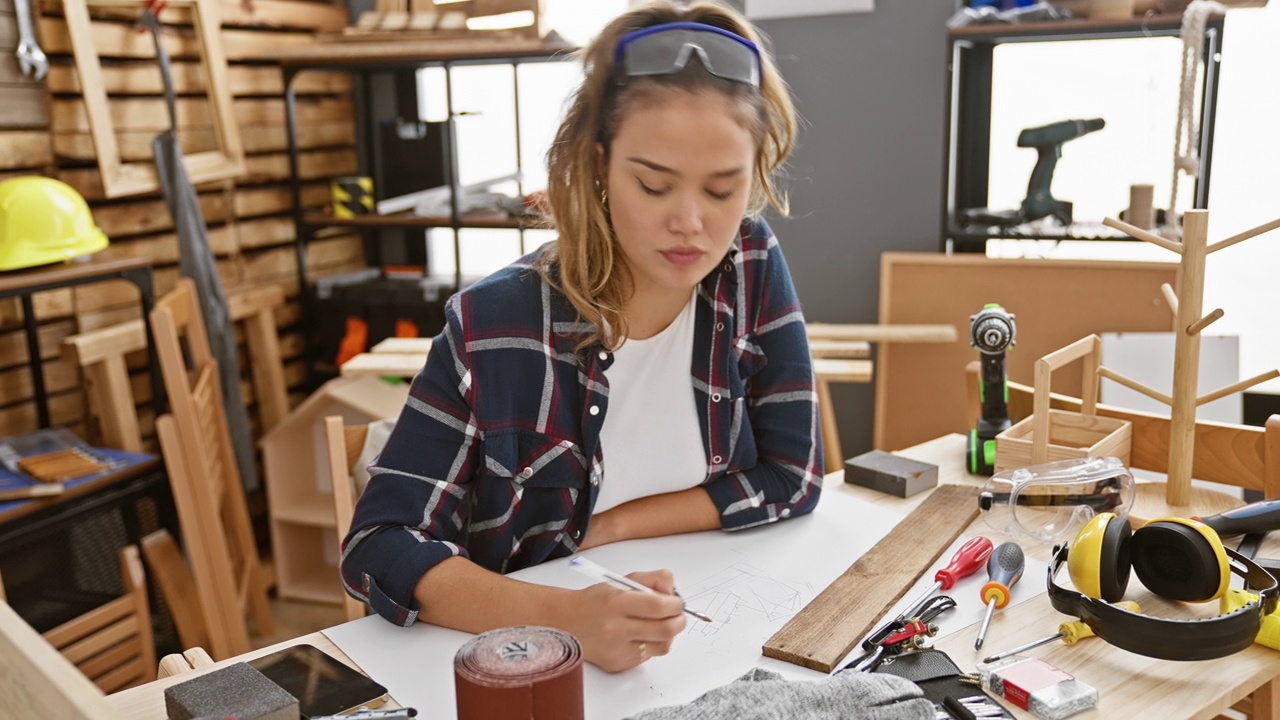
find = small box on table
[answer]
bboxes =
[845,450,938,498]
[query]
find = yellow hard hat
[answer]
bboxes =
[0,176,109,272]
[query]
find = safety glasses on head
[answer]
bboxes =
[615,22,762,89]
[978,457,1134,545]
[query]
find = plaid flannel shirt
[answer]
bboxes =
[341,216,823,625]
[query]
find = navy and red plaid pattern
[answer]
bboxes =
[341,216,823,625]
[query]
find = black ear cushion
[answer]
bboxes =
[1098,514,1132,602]
[1132,521,1224,602]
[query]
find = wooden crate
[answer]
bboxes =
[996,408,1132,471]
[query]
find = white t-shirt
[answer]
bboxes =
[594,293,706,514]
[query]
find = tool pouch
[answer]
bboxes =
[873,648,1013,719]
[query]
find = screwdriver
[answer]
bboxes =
[980,601,1141,663]
[974,541,1024,650]
[900,536,994,620]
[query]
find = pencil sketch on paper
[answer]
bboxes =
[678,554,815,637]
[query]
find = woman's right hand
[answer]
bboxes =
[562,569,687,673]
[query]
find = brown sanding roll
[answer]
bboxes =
[454,626,584,720]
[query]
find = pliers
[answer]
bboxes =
[840,594,957,673]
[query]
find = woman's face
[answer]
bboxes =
[601,91,755,303]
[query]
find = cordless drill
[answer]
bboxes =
[967,304,1016,476]
[956,118,1105,228]
[1019,118,1105,225]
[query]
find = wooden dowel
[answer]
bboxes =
[1129,183,1155,230]
[1103,216,1183,255]
[1186,308,1225,337]
[1039,335,1099,371]
[1207,217,1280,255]
[1098,366,1173,406]
[804,324,957,343]
[1160,283,1179,315]
[1197,369,1280,407]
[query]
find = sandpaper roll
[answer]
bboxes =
[454,626,584,720]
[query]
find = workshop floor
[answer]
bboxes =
[252,597,347,650]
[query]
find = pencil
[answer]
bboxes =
[569,556,714,622]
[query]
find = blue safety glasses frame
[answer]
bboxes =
[614,22,762,89]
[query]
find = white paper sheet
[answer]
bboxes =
[324,490,905,719]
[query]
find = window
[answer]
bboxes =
[417,1,627,282]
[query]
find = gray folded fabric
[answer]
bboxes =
[625,667,935,720]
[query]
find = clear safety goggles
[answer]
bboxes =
[615,22,762,89]
[978,457,1134,545]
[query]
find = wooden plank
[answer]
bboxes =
[39,17,316,61]
[0,320,76,369]
[762,484,981,673]
[875,253,1180,452]
[236,217,295,251]
[71,265,181,312]
[234,183,329,218]
[0,356,79,400]
[807,323,958,343]
[45,63,352,96]
[0,54,43,85]
[55,166,214,201]
[0,86,49,129]
[49,96,352,133]
[92,226,238,266]
[242,148,358,183]
[91,193,230,238]
[53,128,219,162]
[38,0,348,32]
[0,288,75,325]
[0,130,52,169]
[51,122,354,161]
[58,148,357,200]
[0,390,84,436]
[240,235,363,284]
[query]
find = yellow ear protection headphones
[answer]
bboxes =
[1047,512,1279,660]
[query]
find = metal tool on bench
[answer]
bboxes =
[13,0,49,81]
[841,594,957,673]
[901,536,993,618]
[980,600,1141,664]
[966,304,1015,476]
[974,542,1025,650]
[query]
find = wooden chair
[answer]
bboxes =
[40,545,156,693]
[150,278,274,660]
[62,285,291,453]
[139,529,211,655]
[324,415,370,623]
[0,600,121,720]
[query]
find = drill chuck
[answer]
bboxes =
[969,306,1016,355]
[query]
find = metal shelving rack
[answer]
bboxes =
[270,38,573,379]
[942,14,1226,253]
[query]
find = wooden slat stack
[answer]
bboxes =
[0,0,364,444]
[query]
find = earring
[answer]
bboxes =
[600,186,609,207]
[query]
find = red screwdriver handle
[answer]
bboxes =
[935,536,994,589]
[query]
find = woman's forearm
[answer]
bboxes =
[584,487,720,549]
[414,556,575,632]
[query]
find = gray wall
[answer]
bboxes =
[756,2,958,459]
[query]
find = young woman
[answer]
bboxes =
[341,0,822,673]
